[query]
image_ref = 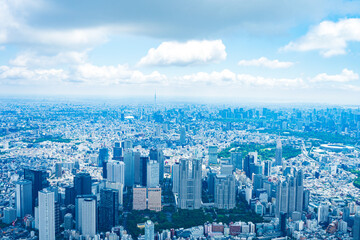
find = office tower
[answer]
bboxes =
[76,195,97,237]
[54,201,60,235]
[148,188,162,212]
[245,185,252,204]
[287,176,296,215]
[343,207,350,222]
[276,180,288,217]
[2,207,16,224]
[133,187,147,210]
[178,159,202,209]
[124,149,135,187]
[244,154,255,178]
[107,160,125,186]
[150,148,165,182]
[180,127,186,146]
[253,174,264,192]
[220,164,233,176]
[208,146,218,165]
[55,163,62,178]
[15,180,32,217]
[63,213,73,230]
[106,181,124,206]
[145,220,155,240]
[214,175,236,209]
[275,139,282,166]
[280,211,287,237]
[139,156,149,186]
[122,139,133,149]
[24,168,49,209]
[230,152,242,170]
[172,162,180,194]
[147,160,160,187]
[318,202,329,224]
[263,160,272,176]
[65,186,76,205]
[39,189,55,240]
[99,189,119,232]
[133,151,141,184]
[113,142,123,160]
[354,213,360,240]
[207,170,217,196]
[98,147,109,167]
[74,172,92,197]
[295,170,304,212]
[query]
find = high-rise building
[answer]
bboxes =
[15,179,32,217]
[124,149,135,187]
[354,213,360,240]
[133,151,141,184]
[76,195,97,237]
[139,156,149,186]
[133,187,147,210]
[74,172,92,197]
[275,139,282,166]
[295,170,304,212]
[2,207,16,224]
[147,160,160,187]
[24,168,49,209]
[220,164,233,176]
[318,202,329,224]
[230,152,242,170]
[98,147,109,167]
[263,160,272,176]
[145,220,155,240]
[99,189,119,232]
[287,176,296,214]
[214,175,236,209]
[208,146,218,165]
[276,180,288,218]
[64,186,76,206]
[147,188,162,212]
[63,213,73,230]
[150,148,165,182]
[55,163,62,178]
[178,159,202,209]
[172,162,180,194]
[122,139,133,149]
[244,154,255,178]
[113,142,123,160]
[106,181,124,206]
[107,160,125,186]
[39,189,55,240]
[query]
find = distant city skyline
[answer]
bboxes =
[1,0,360,104]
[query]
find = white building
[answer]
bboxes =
[147,160,159,188]
[39,189,55,240]
[107,160,125,186]
[76,196,97,237]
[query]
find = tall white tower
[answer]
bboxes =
[39,189,55,240]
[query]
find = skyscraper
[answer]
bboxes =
[107,160,125,186]
[133,151,141,184]
[178,159,202,209]
[124,149,135,187]
[99,188,119,232]
[133,187,147,210]
[244,154,255,178]
[113,142,123,160]
[98,147,109,167]
[287,176,296,214]
[208,146,218,165]
[147,160,160,187]
[74,172,92,197]
[139,156,149,186]
[353,213,360,240]
[275,139,282,166]
[147,188,162,212]
[230,152,242,170]
[39,189,55,240]
[150,148,165,182]
[15,180,32,217]
[76,195,97,237]
[24,168,49,209]
[55,163,62,178]
[180,127,186,146]
[318,202,329,224]
[276,180,288,218]
[172,162,180,194]
[214,175,236,209]
[295,170,304,212]
[263,160,272,176]
[145,220,155,240]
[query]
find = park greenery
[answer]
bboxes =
[218,142,301,161]
[350,170,360,189]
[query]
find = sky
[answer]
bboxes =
[1,0,360,104]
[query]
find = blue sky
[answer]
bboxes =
[1,0,360,104]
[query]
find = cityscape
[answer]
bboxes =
[1,0,360,240]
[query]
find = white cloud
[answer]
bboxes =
[138,40,226,66]
[178,69,236,85]
[282,18,360,57]
[10,51,88,67]
[311,68,359,82]
[74,63,167,85]
[238,57,294,68]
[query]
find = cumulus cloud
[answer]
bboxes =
[311,68,359,82]
[282,18,360,57]
[238,57,294,68]
[138,40,226,66]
